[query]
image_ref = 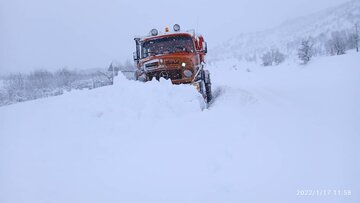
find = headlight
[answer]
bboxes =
[183,70,193,78]
[181,62,186,67]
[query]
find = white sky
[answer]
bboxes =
[0,0,347,73]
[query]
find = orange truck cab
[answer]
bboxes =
[133,24,212,102]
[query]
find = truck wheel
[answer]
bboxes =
[204,70,212,103]
[205,80,212,103]
[201,70,213,103]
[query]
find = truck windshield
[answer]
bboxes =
[141,35,194,58]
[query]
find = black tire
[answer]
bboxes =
[205,81,212,103]
[201,70,212,103]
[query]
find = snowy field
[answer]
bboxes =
[0,53,359,203]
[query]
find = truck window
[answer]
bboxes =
[141,35,194,58]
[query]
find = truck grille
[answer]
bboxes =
[145,62,159,68]
[148,70,182,80]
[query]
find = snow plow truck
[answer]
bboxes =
[133,24,212,103]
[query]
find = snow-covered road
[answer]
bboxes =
[1,53,359,203]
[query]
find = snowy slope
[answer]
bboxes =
[209,0,360,61]
[1,52,360,203]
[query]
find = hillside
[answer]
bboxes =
[209,0,360,61]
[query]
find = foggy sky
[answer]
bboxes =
[0,0,348,73]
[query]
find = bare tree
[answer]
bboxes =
[327,31,346,55]
[55,68,75,88]
[261,52,273,66]
[5,73,26,102]
[261,49,286,66]
[354,22,359,52]
[1,65,125,106]
[0,88,7,105]
[28,70,54,89]
[273,49,285,65]
[298,38,314,64]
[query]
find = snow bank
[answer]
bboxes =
[111,73,204,119]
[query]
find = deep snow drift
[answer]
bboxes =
[0,52,359,203]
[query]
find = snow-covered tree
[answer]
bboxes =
[298,38,314,64]
[0,88,8,105]
[54,68,76,88]
[261,49,285,66]
[326,31,346,55]
[261,52,272,66]
[354,22,359,52]
[28,70,54,89]
[1,67,118,106]
[5,73,26,102]
[273,50,285,65]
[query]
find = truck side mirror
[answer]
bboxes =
[203,42,208,54]
[134,37,141,62]
[133,52,138,61]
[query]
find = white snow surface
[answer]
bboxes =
[1,52,360,203]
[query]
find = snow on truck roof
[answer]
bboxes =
[139,31,195,41]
